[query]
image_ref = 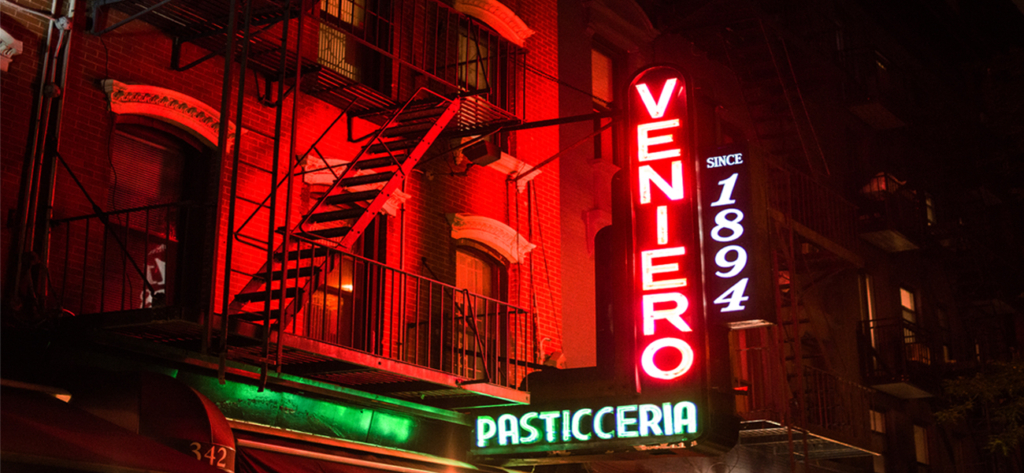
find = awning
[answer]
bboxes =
[1,384,225,473]
[235,431,518,473]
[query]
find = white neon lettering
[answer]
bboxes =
[571,409,593,441]
[473,401,699,450]
[710,173,739,207]
[641,247,687,290]
[519,412,540,444]
[538,411,560,443]
[616,405,639,438]
[635,78,678,119]
[662,403,673,435]
[657,205,669,245]
[593,407,615,440]
[497,414,520,446]
[641,338,694,380]
[638,404,663,437]
[673,402,698,434]
[638,161,683,204]
[637,120,681,162]
[476,416,496,448]
[642,292,691,335]
[562,410,572,442]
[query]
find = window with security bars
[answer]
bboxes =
[319,0,365,81]
[458,27,492,92]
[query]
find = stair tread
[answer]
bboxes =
[340,172,394,187]
[276,246,331,261]
[368,138,419,154]
[235,286,304,304]
[254,266,320,280]
[298,227,352,239]
[355,154,409,170]
[323,189,380,206]
[308,207,365,223]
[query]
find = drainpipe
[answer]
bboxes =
[36,0,77,266]
[7,0,74,309]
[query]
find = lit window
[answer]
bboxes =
[454,246,506,380]
[592,47,614,163]
[914,425,929,464]
[591,48,613,106]
[319,0,365,81]
[869,409,885,433]
[900,287,916,324]
[925,195,935,226]
[458,28,492,91]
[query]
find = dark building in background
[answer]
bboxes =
[2,0,1023,471]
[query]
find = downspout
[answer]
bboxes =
[36,0,77,266]
[7,0,73,309]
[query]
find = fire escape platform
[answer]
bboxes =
[72,309,530,410]
[738,420,878,461]
[769,208,864,268]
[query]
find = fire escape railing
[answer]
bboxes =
[46,202,206,316]
[243,237,534,390]
[738,336,873,444]
[313,0,526,131]
[768,162,860,254]
[860,317,936,382]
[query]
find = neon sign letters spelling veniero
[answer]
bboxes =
[630,67,702,387]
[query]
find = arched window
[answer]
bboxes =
[101,119,209,311]
[455,244,505,301]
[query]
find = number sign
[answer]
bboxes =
[699,143,764,327]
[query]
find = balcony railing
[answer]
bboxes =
[47,202,207,316]
[313,0,526,133]
[265,238,535,390]
[861,317,938,382]
[768,162,860,256]
[858,173,926,252]
[735,333,874,456]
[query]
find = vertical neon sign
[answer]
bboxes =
[628,66,704,393]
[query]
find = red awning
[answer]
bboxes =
[1,385,225,473]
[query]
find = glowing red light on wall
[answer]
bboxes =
[628,66,701,387]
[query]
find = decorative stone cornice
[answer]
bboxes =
[453,0,534,47]
[102,80,237,151]
[448,213,535,263]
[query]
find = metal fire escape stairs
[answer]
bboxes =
[720,19,829,176]
[224,89,461,373]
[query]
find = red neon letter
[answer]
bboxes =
[638,161,683,204]
[641,338,694,380]
[642,292,691,335]
[635,79,678,119]
[637,120,681,162]
[641,247,687,291]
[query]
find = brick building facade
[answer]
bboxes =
[3,0,1023,471]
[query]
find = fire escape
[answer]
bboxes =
[56,0,531,409]
[681,3,877,467]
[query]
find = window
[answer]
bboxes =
[454,246,507,380]
[104,123,204,311]
[319,0,365,81]
[456,248,499,299]
[458,26,493,92]
[592,47,615,163]
[914,425,929,465]
[925,194,935,226]
[869,409,885,433]
[900,287,917,324]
